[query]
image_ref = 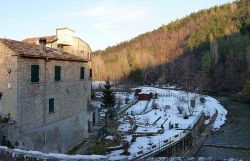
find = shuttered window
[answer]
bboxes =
[49,98,54,113]
[55,66,61,81]
[31,65,39,83]
[80,67,85,80]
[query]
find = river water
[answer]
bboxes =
[196,96,250,160]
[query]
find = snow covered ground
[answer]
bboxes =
[126,100,151,115]
[203,96,228,131]
[92,81,106,89]
[108,87,227,160]
[92,91,135,111]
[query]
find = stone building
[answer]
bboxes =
[0,28,94,153]
[23,27,92,60]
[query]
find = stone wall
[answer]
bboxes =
[145,157,242,161]
[46,28,92,59]
[0,146,108,161]
[0,45,92,153]
[64,37,92,59]
[0,146,242,161]
[14,57,91,153]
[17,58,91,129]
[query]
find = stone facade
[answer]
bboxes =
[0,43,18,120]
[0,30,92,153]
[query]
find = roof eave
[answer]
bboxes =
[18,54,89,63]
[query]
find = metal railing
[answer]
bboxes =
[128,130,190,160]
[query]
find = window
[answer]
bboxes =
[80,67,85,79]
[49,98,54,113]
[31,65,39,83]
[55,66,61,81]
[89,68,92,78]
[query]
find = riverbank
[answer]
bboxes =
[196,97,250,160]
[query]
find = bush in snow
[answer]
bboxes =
[163,105,170,112]
[200,97,206,104]
[152,102,159,109]
[121,141,130,155]
[113,134,121,143]
[131,135,136,143]
[177,105,184,114]
[129,117,135,130]
[144,116,150,125]
[147,137,153,145]
[125,97,129,104]
[183,111,189,119]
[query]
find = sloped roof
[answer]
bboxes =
[22,35,58,44]
[0,39,88,62]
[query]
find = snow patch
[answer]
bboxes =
[105,135,114,140]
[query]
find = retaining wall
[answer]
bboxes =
[0,146,108,161]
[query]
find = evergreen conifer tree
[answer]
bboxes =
[102,80,116,108]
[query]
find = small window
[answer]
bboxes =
[55,66,61,81]
[31,65,39,83]
[80,67,85,80]
[89,68,92,78]
[49,98,54,113]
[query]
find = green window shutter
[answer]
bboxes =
[55,66,61,81]
[49,98,54,113]
[80,67,85,79]
[31,65,39,82]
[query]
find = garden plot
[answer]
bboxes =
[126,100,152,115]
[108,87,227,160]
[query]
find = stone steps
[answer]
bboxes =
[93,116,106,130]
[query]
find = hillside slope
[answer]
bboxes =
[92,0,250,95]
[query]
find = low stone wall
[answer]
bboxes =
[0,146,108,161]
[146,157,242,161]
[0,146,242,161]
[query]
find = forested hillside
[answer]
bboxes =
[92,0,250,98]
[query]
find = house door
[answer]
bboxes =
[92,112,96,126]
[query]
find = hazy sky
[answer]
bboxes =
[0,0,233,51]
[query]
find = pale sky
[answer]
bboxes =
[0,0,233,51]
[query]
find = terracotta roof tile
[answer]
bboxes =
[22,35,58,44]
[0,39,88,62]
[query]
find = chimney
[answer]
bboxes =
[39,38,47,52]
[57,44,64,53]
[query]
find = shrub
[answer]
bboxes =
[0,113,10,124]
[200,97,206,104]
[152,102,159,109]
[183,112,189,119]
[177,106,184,114]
